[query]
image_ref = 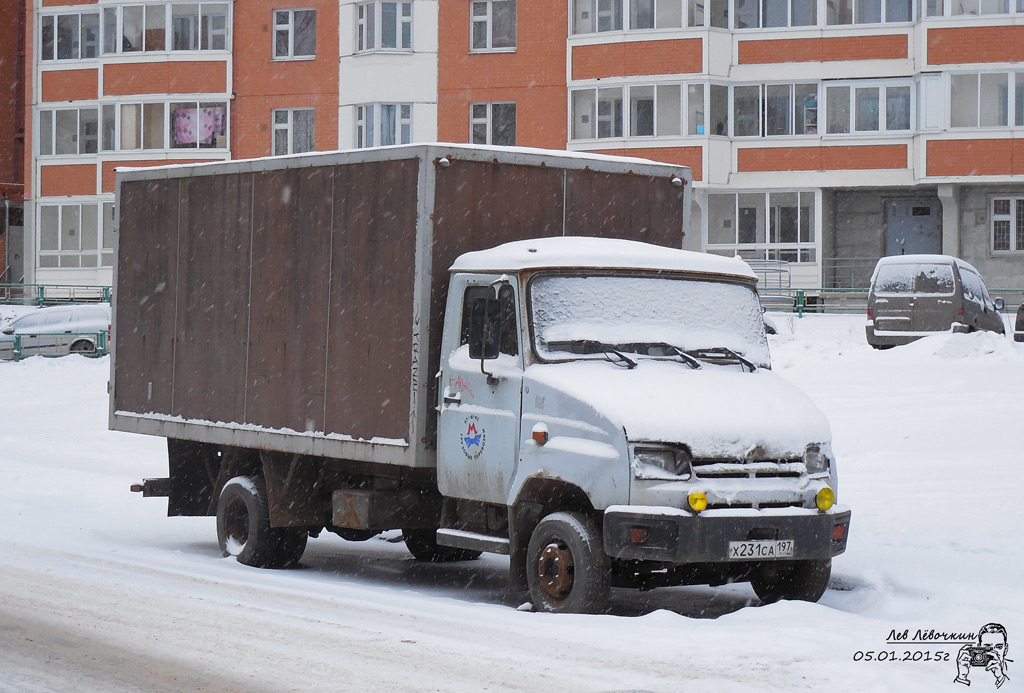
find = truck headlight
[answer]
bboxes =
[816,487,835,512]
[634,446,692,479]
[804,445,830,475]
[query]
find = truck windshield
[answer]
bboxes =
[530,273,770,368]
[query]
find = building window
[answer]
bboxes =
[99,3,228,54]
[355,104,412,147]
[38,108,99,156]
[825,82,912,134]
[274,9,316,58]
[571,88,623,139]
[732,83,819,137]
[950,73,1009,128]
[37,202,115,269]
[571,83,715,140]
[471,0,515,51]
[471,103,516,145]
[357,2,412,51]
[40,12,100,61]
[991,198,1024,253]
[734,0,817,27]
[707,191,817,262]
[826,0,912,22]
[273,109,315,154]
[170,102,228,149]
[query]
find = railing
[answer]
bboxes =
[764,288,1024,317]
[5,330,110,362]
[745,260,792,292]
[0,283,112,305]
[822,258,879,289]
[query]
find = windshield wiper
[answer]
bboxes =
[569,340,637,369]
[628,342,702,369]
[683,347,757,372]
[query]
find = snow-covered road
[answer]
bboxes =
[1,315,1021,692]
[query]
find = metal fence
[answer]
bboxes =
[0,283,112,305]
[764,288,1024,317]
[3,331,110,362]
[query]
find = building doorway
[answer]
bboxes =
[884,199,941,256]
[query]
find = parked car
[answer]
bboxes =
[0,303,111,360]
[1015,304,1024,343]
[866,255,1005,348]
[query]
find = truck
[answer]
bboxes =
[113,144,851,614]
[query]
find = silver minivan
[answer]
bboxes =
[866,255,1005,348]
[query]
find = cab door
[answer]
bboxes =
[437,276,523,505]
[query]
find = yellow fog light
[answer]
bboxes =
[816,487,835,512]
[688,491,708,513]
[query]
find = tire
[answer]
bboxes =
[69,339,95,354]
[750,558,831,604]
[216,476,307,568]
[402,529,482,562]
[526,512,610,614]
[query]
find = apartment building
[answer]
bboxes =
[1,0,26,283]
[13,0,1023,288]
[439,0,1024,288]
[22,0,337,287]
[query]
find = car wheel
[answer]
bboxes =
[527,512,610,614]
[402,529,482,562]
[216,476,307,568]
[69,339,95,354]
[750,558,831,604]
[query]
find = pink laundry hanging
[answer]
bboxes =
[174,108,197,145]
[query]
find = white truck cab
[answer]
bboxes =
[436,237,851,613]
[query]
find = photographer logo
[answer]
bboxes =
[955,624,1010,689]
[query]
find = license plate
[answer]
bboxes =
[728,539,795,560]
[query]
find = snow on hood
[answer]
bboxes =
[525,359,831,459]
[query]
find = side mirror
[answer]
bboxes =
[468,297,502,361]
[994,297,1005,311]
[1,326,13,335]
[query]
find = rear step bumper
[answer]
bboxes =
[129,478,172,497]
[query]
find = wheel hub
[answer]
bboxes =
[537,540,575,605]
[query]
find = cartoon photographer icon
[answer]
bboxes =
[955,623,1010,688]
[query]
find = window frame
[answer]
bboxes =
[273,8,317,60]
[705,190,818,263]
[36,200,116,270]
[355,103,413,148]
[731,82,820,137]
[97,2,230,55]
[948,71,1012,129]
[470,0,516,52]
[272,108,316,155]
[470,102,517,146]
[823,80,914,135]
[990,196,1024,254]
[356,1,413,52]
[40,11,101,62]
[38,107,100,156]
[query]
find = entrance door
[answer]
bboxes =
[885,199,942,256]
[437,278,523,505]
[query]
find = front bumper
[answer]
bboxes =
[604,505,851,563]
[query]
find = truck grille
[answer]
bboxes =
[691,459,805,479]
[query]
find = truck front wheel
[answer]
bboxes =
[216,476,307,568]
[526,512,610,614]
[750,558,831,604]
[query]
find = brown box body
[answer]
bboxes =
[109,145,691,468]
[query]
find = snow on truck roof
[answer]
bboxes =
[450,237,757,279]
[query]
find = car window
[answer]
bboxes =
[13,312,48,330]
[873,264,915,294]
[960,268,991,309]
[43,310,72,326]
[913,264,955,295]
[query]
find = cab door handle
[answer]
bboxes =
[443,388,462,406]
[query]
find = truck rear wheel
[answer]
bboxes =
[526,512,610,614]
[750,558,831,604]
[217,476,307,568]
[402,529,482,562]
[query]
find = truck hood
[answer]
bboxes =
[524,360,831,459]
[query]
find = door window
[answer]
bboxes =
[460,284,518,356]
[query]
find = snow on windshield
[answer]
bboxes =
[530,274,770,366]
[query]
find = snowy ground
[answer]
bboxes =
[1,314,1021,692]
